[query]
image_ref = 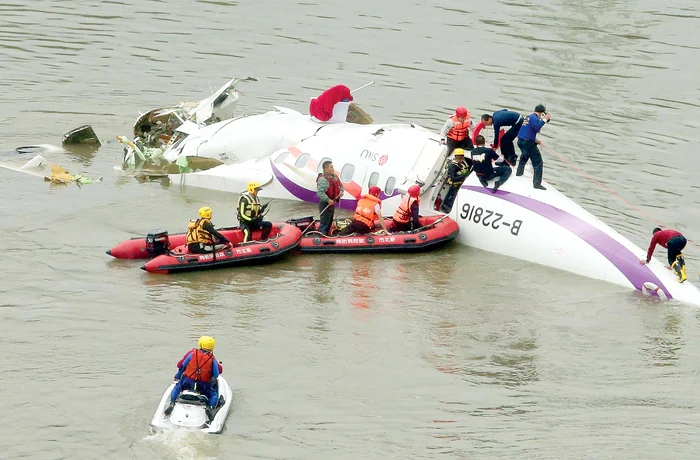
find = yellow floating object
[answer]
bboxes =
[44,164,101,185]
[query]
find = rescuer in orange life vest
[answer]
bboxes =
[164,336,223,420]
[344,185,390,235]
[392,185,421,232]
[440,106,474,155]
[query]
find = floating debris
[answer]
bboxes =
[44,164,102,186]
[62,125,101,147]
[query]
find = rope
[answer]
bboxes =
[540,142,699,251]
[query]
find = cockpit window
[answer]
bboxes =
[384,176,396,195]
[294,153,311,168]
[340,164,355,182]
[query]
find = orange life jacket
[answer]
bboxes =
[447,114,470,141]
[183,349,214,383]
[186,218,214,245]
[393,194,419,224]
[353,194,382,228]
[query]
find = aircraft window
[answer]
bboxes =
[368,172,379,187]
[294,153,311,168]
[340,164,355,182]
[274,150,289,164]
[317,157,332,173]
[384,176,396,195]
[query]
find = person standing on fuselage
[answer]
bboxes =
[316,160,344,235]
[516,104,551,190]
[480,109,523,166]
[440,106,474,154]
[471,135,512,193]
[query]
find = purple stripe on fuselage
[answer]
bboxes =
[465,185,672,298]
[270,160,397,210]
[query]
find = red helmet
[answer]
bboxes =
[408,185,420,198]
[368,185,382,197]
[455,106,468,118]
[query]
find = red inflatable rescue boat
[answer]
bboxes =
[141,223,302,274]
[285,215,458,253]
[108,226,279,260]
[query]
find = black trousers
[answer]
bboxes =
[499,120,523,166]
[667,236,687,265]
[340,220,373,236]
[393,220,416,232]
[516,138,544,187]
[240,219,272,242]
[477,165,512,187]
[441,185,461,213]
[446,137,473,155]
[318,201,335,235]
[187,243,228,253]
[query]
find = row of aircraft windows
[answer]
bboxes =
[274,150,397,195]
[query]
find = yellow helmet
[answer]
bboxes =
[247,181,261,194]
[453,148,465,157]
[198,206,212,219]
[198,336,215,351]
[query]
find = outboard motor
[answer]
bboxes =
[146,230,170,257]
[287,216,315,233]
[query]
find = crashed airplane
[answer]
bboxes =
[119,78,700,305]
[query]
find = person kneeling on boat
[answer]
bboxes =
[186,206,231,254]
[238,181,272,243]
[165,336,223,421]
[392,185,421,232]
[471,135,512,194]
[344,186,389,235]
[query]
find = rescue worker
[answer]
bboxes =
[392,184,421,232]
[165,336,222,421]
[472,118,504,152]
[440,148,469,213]
[345,185,389,235]
[237,182,272,242]
[640,227,688,270]
[480,109,524,166]
[186,206,231,253]
[440,106,474,154]
[316,160,345,235]
[516,104,551,190]
[471,135,512,193]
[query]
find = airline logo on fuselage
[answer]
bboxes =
[359,149,388,166]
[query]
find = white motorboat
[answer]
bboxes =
[150,376,233,434]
